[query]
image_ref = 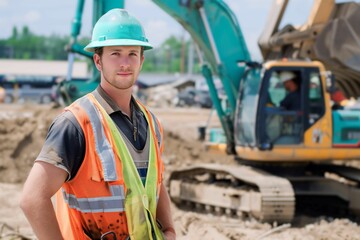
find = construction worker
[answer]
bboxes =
[279,71,301,111]
[20,9,176,240]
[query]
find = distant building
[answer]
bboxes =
[0,59,89,78]
[0,59,89,104]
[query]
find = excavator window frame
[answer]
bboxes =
[307,70,326,126]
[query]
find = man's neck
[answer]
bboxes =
[100,83,133,116]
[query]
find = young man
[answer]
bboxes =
[21,9,176,240]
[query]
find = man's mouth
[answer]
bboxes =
[117,72,132,76]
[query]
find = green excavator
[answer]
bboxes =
[61,0,360,222]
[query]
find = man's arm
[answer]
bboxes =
[156,182,176,240]
[20,161,68,240]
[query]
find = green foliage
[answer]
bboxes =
[0,26,74,60]
[0,26,201,73]
[142,35,200,73]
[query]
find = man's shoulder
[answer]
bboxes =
[53,109,74,123]
[52,109,83,134]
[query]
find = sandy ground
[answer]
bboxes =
[0,103,359,240]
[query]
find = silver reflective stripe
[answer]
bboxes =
[62,187,125,213]
[78,97,117,181]
[110,185,125,197]
[149,111,162,147]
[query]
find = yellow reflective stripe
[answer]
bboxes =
[62,185,125,213]
[77,96,118,181]
[137,104,164,240]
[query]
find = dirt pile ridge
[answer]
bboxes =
[0,104,61,183]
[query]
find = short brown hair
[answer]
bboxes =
[94,47,103,56]
[93,47,144,57]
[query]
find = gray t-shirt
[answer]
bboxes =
[36,87,148,180]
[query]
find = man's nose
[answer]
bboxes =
[119,56,131,67]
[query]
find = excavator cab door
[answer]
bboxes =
[256,66,327,148]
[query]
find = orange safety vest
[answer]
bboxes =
[55,93,164,240]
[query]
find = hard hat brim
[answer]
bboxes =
[84,39,153,52]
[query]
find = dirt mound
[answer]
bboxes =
[0,104,359,239]
[0,104,228,184]
[0,104,61,183]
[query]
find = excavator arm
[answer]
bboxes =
[152,0,251,105]
[151,0,252,153]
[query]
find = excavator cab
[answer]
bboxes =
[235,60,360,162]
[260,66,325,146]
[235,61,337,161]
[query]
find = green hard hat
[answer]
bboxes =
[84,9,153,52]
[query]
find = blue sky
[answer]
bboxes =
[0,0,354,60]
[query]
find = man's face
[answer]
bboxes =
[94,46,144,90]
[283,79,297,92]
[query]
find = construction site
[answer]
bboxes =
[0,104,359,239]
[1,0,360,239]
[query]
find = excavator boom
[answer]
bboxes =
[152,0,251,152]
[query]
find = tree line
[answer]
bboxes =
[0,26,199,74]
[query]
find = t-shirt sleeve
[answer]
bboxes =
[36,110,85,181]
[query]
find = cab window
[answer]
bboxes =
[260,70,303,145]
[308,72,325,125]
[267,72,286,107]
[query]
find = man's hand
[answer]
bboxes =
[163,227,176,240]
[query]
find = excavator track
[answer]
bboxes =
[169,163,295,223]
[170,162,360,222]
[287,163,360,218]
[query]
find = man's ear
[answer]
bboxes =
[93,54,102,71]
